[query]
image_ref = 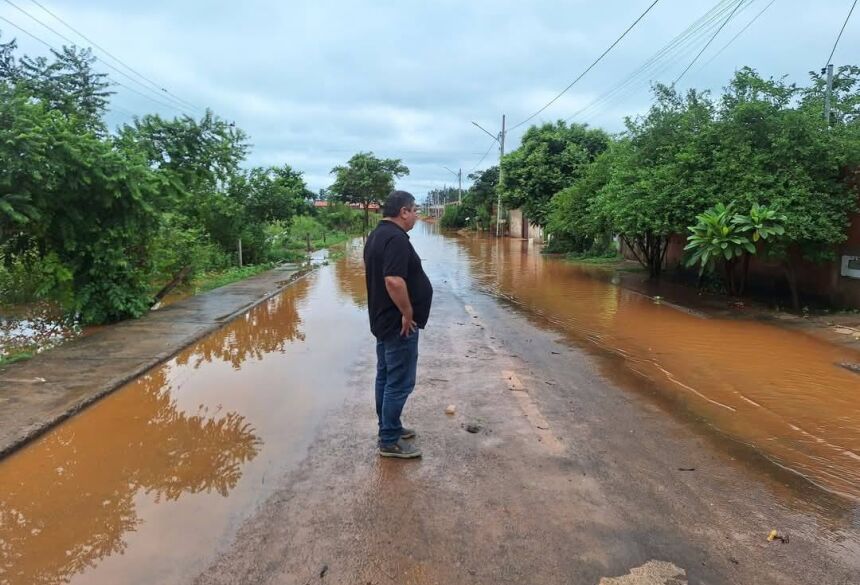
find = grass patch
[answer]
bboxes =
[281,230,352,261]
[0,349,35,367]
[564,252,622,265]
[192,264,276,294]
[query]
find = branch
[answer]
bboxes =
[621,234,646,268]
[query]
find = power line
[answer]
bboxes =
[27,0,202,113]
[509,0,662,131]
[696,0,778,74]
[108,104,137,118]
[565,0,743,123]
[673,0,746,84]
[0,13,191,114]
[2,0,194,114]
[469,138,497,173]
[825,0,858,67]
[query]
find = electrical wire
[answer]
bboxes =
[673,0,746,84]
[2,0,194,114]
[566,0,740,121]
[566,0,749,124]
[509,0,661,131]
[0,14,190,114]
[695,0,778,74]
[469,138,498,173]
[27,0,202,112]
[825,0,858,67]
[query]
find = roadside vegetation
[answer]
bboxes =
[443,66,860,309]
[0,39,401,363]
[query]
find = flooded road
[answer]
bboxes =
[453,233,860,501]
[1,266,369,585]
[1,221,859,584]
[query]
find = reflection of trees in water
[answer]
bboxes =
[334,245,367,309]
[0,367,261,585]
[179,276,311,370]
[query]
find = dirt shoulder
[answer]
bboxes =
[0,262,309,459]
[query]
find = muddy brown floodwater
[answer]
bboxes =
[452,232,860,501]
[0,221,858,585]
[0,267,369,585]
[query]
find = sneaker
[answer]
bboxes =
[400,427,417,440]
[379,439,422,459]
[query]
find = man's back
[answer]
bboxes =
[363,220,433,341]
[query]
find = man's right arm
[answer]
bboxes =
[385,276,416,336]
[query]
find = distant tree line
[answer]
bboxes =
[0,37,406,324]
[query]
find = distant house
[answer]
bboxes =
[509,208,544,243]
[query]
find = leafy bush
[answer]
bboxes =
[317,203,365,233]
[290,215,327,241]
[440,204,472,229]
[0,240,73,306]
[150,216,231,281]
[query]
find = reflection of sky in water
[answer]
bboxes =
[0,257,370,585]
[0,313,79,355]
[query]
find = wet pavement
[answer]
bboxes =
[0,263,305,459]
[456,234,860,501]
[1,221,859,584]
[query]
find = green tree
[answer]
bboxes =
[1,37,112,133]
[547,146,615,253]
[465,166,499,231]
[709,68,858,307]
[500,121,609,227]
[0,86,165,322]
[245,164,312,223]
[328,152,409,230]
[118,111,252,261]
[591,85,717,277]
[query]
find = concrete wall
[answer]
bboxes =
[509,208,545,243]
[620,194,860,308]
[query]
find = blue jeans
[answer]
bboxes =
[375,328,419,445]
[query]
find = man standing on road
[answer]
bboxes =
[364,190,433,459]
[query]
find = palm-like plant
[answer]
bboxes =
[732,202,786,243]
[684,202,754,295]
[685,202,787,297]
[731,202,786,294]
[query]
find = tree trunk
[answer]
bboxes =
[783,261,801,311]
[150,265,192,308]
[739,253,751,296]
[646,234,665,279]
[363,204,370,233]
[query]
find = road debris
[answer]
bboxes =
[767,529,789,544]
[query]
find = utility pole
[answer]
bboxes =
[443,166,463,204]
[824,63,834,125]
[470,113,507,237]
[497,114,506,238]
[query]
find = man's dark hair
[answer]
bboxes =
[382,190,416,218]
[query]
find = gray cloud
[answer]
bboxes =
[2,0,856,196]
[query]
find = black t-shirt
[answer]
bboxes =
[363,220,433,340]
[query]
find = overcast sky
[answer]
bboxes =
[1,0,857,196]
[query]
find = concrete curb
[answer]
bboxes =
[0,262,316,460]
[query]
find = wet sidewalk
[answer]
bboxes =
[0,263,306,459]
